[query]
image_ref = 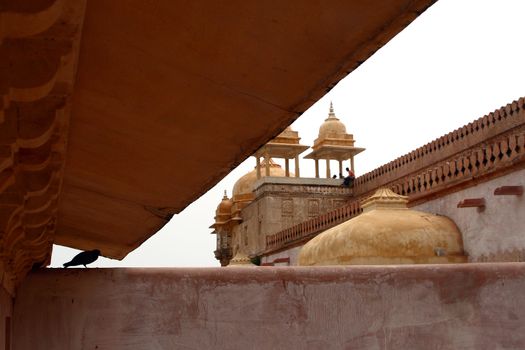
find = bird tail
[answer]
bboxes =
[63,262,71,268]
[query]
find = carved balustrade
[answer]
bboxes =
[354,98,525,196]
[366,125,525,204]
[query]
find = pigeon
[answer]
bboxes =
[63,249,101,268]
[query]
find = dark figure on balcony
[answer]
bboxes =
[342,167,355,188]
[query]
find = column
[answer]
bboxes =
[314,159,319,178]
[350,156,355,173]
[256,156,261,179]
[264,151,270,176]
[326,159,330,178]
[295,155,300,177]
[338,160,343,178]
[285,158,290,177]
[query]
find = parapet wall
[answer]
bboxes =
[13,265,525,350]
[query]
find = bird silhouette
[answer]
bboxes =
[63,249,101,268]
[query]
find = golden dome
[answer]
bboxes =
[318,102,347,139]
[232,159,288,202]
[212,191,233,227]
[215,191,233,217]
[298,188,466,266]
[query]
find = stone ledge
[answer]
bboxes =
[14,263,525,350]
[26,262,525,281]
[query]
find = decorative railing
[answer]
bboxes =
[354,97,525,196]
[265,200,362,251]
[370,126,525,202]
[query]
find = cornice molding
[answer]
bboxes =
[0,0,86,288]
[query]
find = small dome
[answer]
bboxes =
[215,191,233,216]
[213,191,233,226]
[299,188,466,266]
[318,102,347,139]
[232,159,288,202]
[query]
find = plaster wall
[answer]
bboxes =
[413,169,525,261]
[263,246,302,266]
[13,264,525,350]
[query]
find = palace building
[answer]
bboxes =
[212,98,525,267]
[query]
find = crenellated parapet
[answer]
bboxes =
[0,0,86,291]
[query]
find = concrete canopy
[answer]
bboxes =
[1,0,437,268]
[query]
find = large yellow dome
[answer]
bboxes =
[232,159,288,202]
[298,188,466,265]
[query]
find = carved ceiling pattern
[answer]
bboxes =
[0,0,85,289]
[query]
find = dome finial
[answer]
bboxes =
[327,101,338,120]
[223,190,228,199]
[329,101,335,117]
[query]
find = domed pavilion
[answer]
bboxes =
[209,191,234,266]
[253,126,308,178]
[304,102,364,178]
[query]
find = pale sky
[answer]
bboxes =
[50,0,525,268]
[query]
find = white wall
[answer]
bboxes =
[414,169,525,261]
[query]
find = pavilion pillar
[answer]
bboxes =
[338,160,343,178]
[285,158,290,177]
[256,156,261,179]
[314,159,319,178]
[264,151,270,176]
[350,156,355,173]
[295,156,300,178]
[326,159,330,178]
